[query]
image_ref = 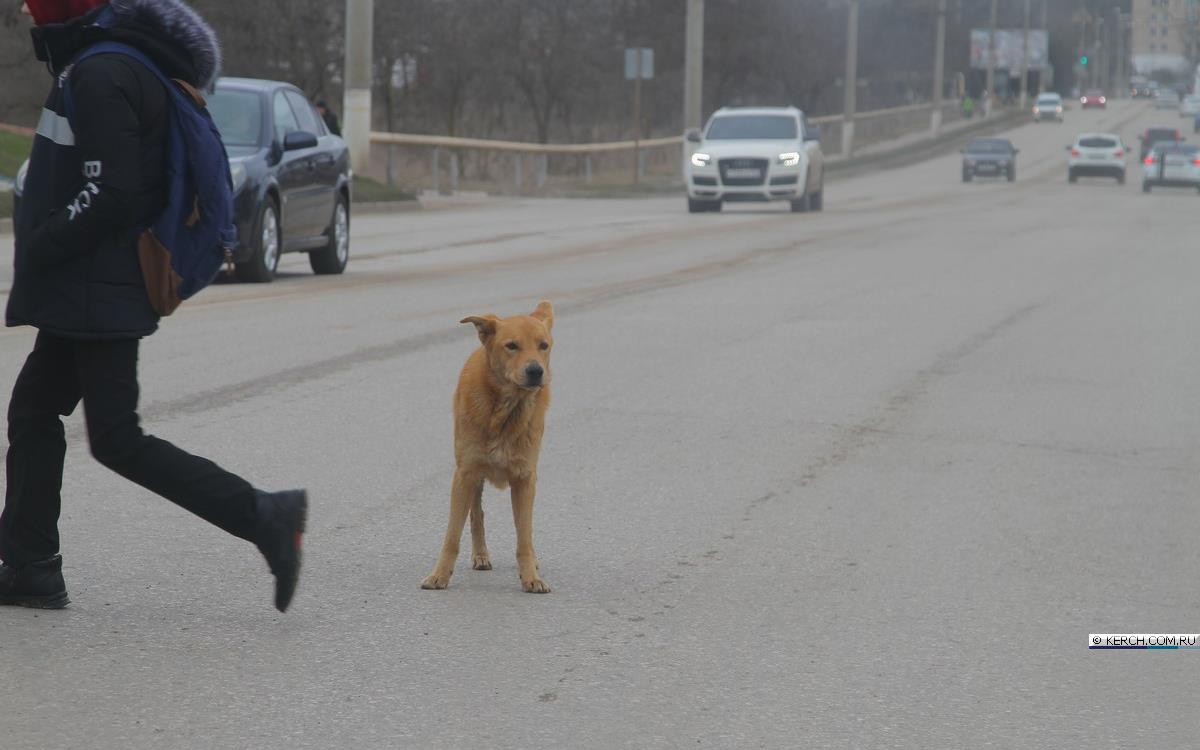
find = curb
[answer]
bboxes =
[352,200,422,215]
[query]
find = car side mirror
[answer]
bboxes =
[685,128,702,144]
[284,131,319,151]
[804,125,821,142]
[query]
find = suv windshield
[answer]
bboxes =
[706,115,797,140]
[209,89,264,147]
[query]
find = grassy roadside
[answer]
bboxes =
[0,130,33,220]
[351,175,417,203]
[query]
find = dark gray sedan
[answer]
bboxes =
[961,138,1018,183]
[209,77,352,282]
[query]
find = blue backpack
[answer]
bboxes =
[63,37,235,316]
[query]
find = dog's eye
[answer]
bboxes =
[538,341,549,351]
[504,342,519,351]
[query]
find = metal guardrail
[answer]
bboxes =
[370,131,682,154]
[366,100,971,191]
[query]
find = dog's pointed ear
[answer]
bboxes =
[530,300,554,331]
[461,314,500,344]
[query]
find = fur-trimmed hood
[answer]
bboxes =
[109,0,221,89]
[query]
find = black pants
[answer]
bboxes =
[1,331,259,566]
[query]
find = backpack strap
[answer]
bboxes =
[62,41,175,125]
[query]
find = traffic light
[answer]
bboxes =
[1080,55,1089,66]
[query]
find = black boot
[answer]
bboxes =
[255,490,307,612]
[0,554,70,609]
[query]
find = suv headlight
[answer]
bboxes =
[777,151,800,167]
[14,158,29,196]
[229,160,248,193]
[690,152,711,168]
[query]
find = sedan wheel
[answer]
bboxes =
[310,197,350,275]
[236,201,280,283]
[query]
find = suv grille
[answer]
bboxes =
[718,158,768,186]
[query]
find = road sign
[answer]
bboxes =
[625,48,654,80]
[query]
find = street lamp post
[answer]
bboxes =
[343,0,374,174]
[1020,0,1031,112]
[932,0,946,138]
[683,0,704,134]
[985,0,997,116]
[842,0,859,156]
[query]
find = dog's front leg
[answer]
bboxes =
[469,490,492,570]
[421,469,479,590]
[510,475,550,593]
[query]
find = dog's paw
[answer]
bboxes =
[522,577,551,594]
[472,553,493,571]
[420,572,451,590]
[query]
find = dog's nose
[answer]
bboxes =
[525,363,544,384]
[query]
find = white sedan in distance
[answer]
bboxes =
[1142,142,1200,193]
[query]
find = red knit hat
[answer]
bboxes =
[25,0,109,25]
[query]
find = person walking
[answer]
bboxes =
[2,0,307,612]
[315,99,341,136]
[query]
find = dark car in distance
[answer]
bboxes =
[961,138,1018,182]
[209,77,351,282]
[1136,127,1184,161]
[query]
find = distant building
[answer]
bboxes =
[1131,0,1199,74]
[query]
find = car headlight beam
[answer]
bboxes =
[777,151,801,167]
[690,152,712,168]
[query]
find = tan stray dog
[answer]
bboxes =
[421,301,555,593]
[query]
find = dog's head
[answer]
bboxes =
[462,301,554,390]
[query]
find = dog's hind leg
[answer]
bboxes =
[421,469,480,590]
[469,487,492,570]
[511,475,550,593]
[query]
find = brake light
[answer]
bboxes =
[1193,158,1200,166]
[1144,156,1156,165]
[1114,150,1124,158]
[1071,148,1080,157]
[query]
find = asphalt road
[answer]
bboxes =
[1,100,1198,748]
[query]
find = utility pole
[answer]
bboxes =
[842,0,859,156]
[343,0,374,174]
[985,0,997,116]
[682,0,704,134]
[1019,0,1031,111]
[1115,9,1126,97]
[932,0,946,138]
[632,48,643,186]
[1112,7,1123,96]
[1039,0,1048,93]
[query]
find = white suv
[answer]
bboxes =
[1066,132,1127,184]
[684,106,825,213]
